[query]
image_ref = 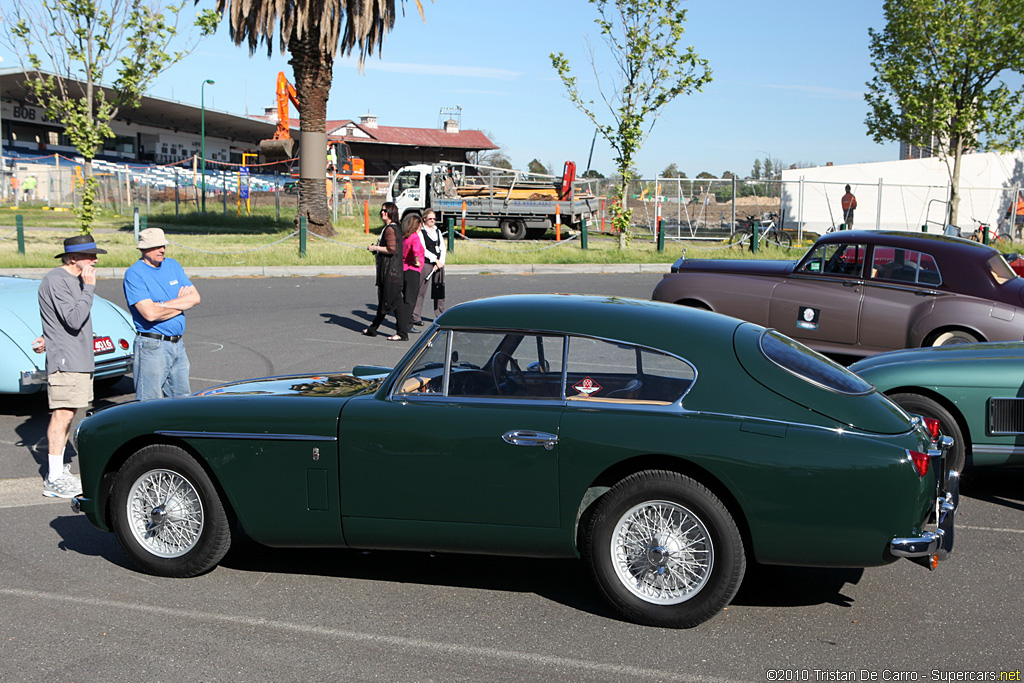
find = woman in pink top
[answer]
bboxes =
[390,214,424,341]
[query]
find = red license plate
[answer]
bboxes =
[93,336,114,355]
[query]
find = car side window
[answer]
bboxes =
[565,337,694,405]
[870,247,942,286]
[445,331,563,399]
[799,244,865,277]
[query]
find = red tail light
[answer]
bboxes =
[119,339,130,350]
[909,450,930,477]
[922,417,942,440]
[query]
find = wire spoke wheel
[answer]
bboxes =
[112,444,231,577]
[611,500,713,605]
[127,468,204,558]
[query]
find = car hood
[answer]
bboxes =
[850,341,1024,373]
[195,371,383,398]
[670,257,796,276]
[850,342,1024,392]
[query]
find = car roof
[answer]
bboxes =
[436,294,744,357]
[816,229,998,257]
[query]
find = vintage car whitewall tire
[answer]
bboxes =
[110,445,231,577]
[928,330,980,346]
[890,392,967,473]
[583,470,746,628]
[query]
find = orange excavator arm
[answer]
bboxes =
[274,71,299,141]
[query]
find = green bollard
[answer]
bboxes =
[447,216,455,254]
[16,214,25,255]
[751,223,760,253]
[299,216,307,258]
[581,217,588,250]
[656,216,664,253]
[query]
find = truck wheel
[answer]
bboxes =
[500,219,527,240]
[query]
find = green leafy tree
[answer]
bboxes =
[4,0,218,232]
[866,0,1024,226]
[750,158,762,180]
[215,0,424,237]
[695,171,715,180]
[551,0,710,245]
[527,158,550,175]
[582,169,605,178]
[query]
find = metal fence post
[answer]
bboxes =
[133,207,140,243]
[876,177,883,230]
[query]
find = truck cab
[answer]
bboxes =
[388,164,432,220]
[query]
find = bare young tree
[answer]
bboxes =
[551,0,710,245]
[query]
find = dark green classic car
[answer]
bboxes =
[852,342,1024,473]
[72,295,957,628]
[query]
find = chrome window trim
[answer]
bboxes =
[387,326,698,406]
[155,430,336,442]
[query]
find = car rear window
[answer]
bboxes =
[870,247,941,285]
[988,254,1018,285]
[759,330,873,395]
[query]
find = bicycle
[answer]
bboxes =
[967,220,1011,246]
[727,212,792,249]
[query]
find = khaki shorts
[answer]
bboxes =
[47,371,93,410]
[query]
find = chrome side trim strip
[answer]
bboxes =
[971,444,1024,456]
[154,430,336,442]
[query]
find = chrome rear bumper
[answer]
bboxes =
[890,436,959,568]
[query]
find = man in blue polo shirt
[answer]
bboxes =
[123,228,201,400]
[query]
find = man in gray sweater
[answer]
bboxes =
[33,234,107,498]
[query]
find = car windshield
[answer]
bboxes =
[759,330,873,395]
[988,254,1018,285]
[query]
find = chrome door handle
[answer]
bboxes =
[502,430,558,450]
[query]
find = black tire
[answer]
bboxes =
[927,329,980,347]
[889,393,967,473]
[110,444,231,577]
[583,470,745,628]
[727,230,750,248]
[499,219,527,240]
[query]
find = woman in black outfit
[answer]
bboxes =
[363,202,404,337]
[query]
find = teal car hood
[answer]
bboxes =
[851,342,1024,391]
[0,276,43,341]
[196,372,382,398]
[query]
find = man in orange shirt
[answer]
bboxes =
[841,185,857,229]
[1005,193,1024,237]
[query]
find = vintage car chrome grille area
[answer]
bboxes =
[989,398,1024,434]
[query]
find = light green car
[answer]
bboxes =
[851,342,1024,473]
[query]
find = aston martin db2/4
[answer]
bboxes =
[72,295,957,627]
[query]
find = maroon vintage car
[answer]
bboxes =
[651,230,1024,359]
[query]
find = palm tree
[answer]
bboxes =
[215,0,423,236]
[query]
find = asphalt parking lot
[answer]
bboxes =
[1,273,1022,682]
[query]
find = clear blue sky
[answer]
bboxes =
[2,0,898,178]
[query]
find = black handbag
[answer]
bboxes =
[430,269,446,299]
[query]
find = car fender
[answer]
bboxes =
[0,327,44,394]
[908,296,1024,346]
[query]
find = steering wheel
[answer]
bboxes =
[491,352,526,395]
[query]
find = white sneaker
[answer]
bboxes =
[43,465,83,499]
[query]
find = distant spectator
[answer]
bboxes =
[841,184,857,229]
[363,202,404,339]
[412,209,446,326]
[342,177,354,216]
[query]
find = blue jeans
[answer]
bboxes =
[133,336,191,400]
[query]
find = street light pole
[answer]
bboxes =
[201,79,215,212]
